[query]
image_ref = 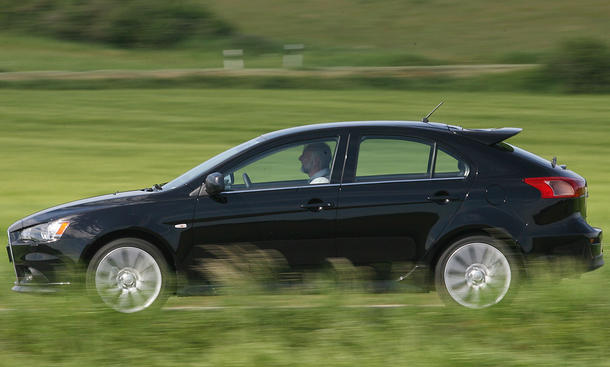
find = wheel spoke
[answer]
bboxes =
[489,256,504,269]
[473,245,485,264]
[447,269,465,277]
[465,287,481,305]
[97,282,120,295]
[104,287,122,297]
[130,289,146,307]
[467,245,477,264]
[121,248,132,268]
[133,251,144,271]
[485,278,504,291]
[117,290,131,308]
[481,245,492,265]
[97,260,117,274]
[452,254,470,269]
[448,279,468,291]
[106,256,121,270]
[140,263,156,274]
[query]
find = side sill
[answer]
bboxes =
[12,282,71,294]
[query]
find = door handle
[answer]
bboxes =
[427,194,461,204]
[300,201,334,212]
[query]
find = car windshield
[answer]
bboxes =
[163,137,262,190]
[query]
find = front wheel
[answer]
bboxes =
[86,238,171,313]
[435,236,519,309]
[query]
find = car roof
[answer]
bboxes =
[259,120,461,141]
[259,120,522,146]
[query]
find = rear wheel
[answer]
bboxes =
[435,236,518,309]
[86,238,171,313]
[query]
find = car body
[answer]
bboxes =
[6,121,603,312]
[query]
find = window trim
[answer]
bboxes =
[428,142,438,179]
[341,176,467,188]
[224,183,342,195]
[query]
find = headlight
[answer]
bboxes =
[19,220,70,243]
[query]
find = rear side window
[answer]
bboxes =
[355,137,433,182]
[434,148,469,178]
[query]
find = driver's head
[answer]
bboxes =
[299,142,331,176]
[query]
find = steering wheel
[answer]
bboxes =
[242,173,252,189]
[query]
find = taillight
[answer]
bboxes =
[524,177,587,198]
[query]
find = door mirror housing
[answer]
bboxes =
[204,172,225,196]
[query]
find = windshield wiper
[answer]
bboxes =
[142,183,164,192]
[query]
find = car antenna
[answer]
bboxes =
[422,101,444,123]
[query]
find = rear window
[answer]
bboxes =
[500,144,553,168]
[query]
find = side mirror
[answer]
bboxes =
[204,172,225,196]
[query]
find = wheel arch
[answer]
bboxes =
[80,228,177,272]
[426,225,525,279]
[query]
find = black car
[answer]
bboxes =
[6,121,603,312]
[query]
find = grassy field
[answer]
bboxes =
[1,88,610,366]
[202,0,610,63]
[1,0,608,72]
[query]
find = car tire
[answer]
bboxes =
[435,235,519,309]
[86,238,172,313]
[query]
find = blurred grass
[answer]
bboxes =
[1,0,609,72]
[1,68,598,94]
[204,0,610,64]
[0,33,445,71]
[1,88,610,366]
[4,0,607,65]
[0,33,228,71]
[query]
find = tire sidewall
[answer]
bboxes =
[86,237,171,312]
[435,235,520,309]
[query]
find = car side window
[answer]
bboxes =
[224,138,338,190]
[434,148,469,178]
[355,137,433,182]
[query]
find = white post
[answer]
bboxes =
[223,49,244,69]
[283,44,304,68]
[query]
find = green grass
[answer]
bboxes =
[0,33,230,71]
[1,0,609,71]
[0,33,446,71]
[1,88,610,366]
[202,0,609,64]
[0,33,442,72]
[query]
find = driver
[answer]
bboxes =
[299,143,331,184]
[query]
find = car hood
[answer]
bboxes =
[8,190,154,232]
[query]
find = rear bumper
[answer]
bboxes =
[525,226,603,276]
[583,227,603,271]
[589,253,604,271]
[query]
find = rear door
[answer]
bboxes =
[336,129,472,266]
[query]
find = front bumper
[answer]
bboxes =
[7,240,76,293]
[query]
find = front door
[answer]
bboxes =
[186,134,346,283]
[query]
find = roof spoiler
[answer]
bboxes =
[455,127,522,145]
